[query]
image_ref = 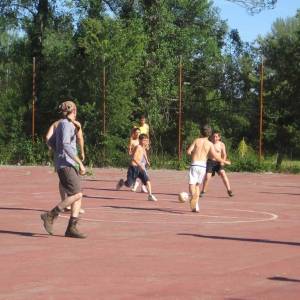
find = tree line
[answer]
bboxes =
[0,0,299,168]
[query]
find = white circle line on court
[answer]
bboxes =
[59,208,278,225]
[81,206,273,220]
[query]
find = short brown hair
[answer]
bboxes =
[59,100,76,116]
[139,133,148,140]
[200,125,212,137]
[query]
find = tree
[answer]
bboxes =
[258,13,300,166]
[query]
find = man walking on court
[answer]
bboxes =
[45,102,85,214]
[187,125,230,212]
[41,100,87,238]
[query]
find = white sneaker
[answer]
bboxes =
[148,194,158,201]
[190,197,199,213]
[141,185,148,193]
[63,207,85,214]
[191,202,199,213]
[131,181,139,192]
[116,179,124,190]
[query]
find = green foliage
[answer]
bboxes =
[237,138,249,158]
[258,13,300,165]
[0,138,49,165]
[0,0,298,173]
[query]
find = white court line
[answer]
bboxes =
[83,206,269,220]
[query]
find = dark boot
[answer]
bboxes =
[40,206,60,235]
[65,217,87,239]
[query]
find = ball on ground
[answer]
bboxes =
[178,192,189,203]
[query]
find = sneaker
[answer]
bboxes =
[64,207,85,214]
[131,181,139,192]
[141,185,148,193]
[116,179,124,190]
[200,191,205,198]
[190,197,199,213]
[227,190,234,197]
[148,194,158,201]
[191,202,200,213]
[63,207,71,213]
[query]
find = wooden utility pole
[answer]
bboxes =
[32,57,36,142]
[178,56,183,161]
[259,56,264,161]
[102,65,106,135]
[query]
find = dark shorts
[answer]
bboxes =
[206,159,224,176]
[125,165,149,187]
[57,166,81,196]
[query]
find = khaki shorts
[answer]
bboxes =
[57,166,81,196]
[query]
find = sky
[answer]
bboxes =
[212,0,300,43]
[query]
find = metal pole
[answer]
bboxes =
[32,56,36,143]
[178,56,183,161]
[259,56,264,161]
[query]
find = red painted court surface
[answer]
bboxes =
[1,166,300,300]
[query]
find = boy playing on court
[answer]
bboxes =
[187,125,230,212]
[200,131,233,197]
[116,134,157,201]
[41,100,87,238]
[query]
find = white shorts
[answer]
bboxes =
[189,161,207,185]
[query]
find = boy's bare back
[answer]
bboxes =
[187,138,212,162]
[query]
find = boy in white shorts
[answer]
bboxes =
[187,125,230,212]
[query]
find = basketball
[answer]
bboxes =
[178,192,189,203]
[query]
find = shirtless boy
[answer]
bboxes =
[116,134,157,201]
[201,131,233,197]
[187,125,230,212]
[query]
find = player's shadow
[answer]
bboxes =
[259,191,300,196]
[83,194,136,201]
[177,233,300,247]
[265,185,300,189]
[83,187,178,197]
[83,187,119,192]
[104,205,185,214]
[268,276,300,283]
[0,207,45,212]
[83,179,117,183]
[0,229,50,238]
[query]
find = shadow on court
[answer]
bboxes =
[268,276,300,283]
[83,187,179,196]
[260,191,300,196]
[178,233,300,247]
[0,207,45,212]
[0,229,50,238]
[104,205,185,214]
[82,178,119,183]
[83,194,138,201]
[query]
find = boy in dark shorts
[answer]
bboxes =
[40,100,87,238]
[116,134,157,201]
[200,131,233,197]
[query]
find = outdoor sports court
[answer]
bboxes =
[1,166,300,299]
